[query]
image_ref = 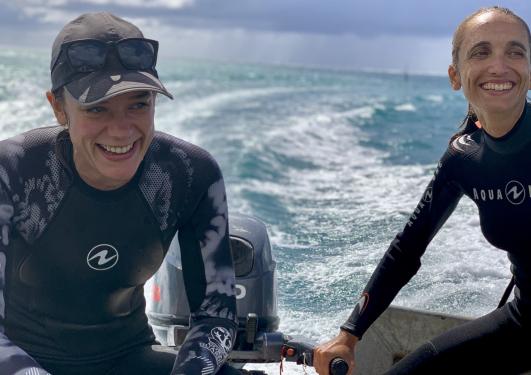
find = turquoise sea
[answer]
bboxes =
[0,48,512,373]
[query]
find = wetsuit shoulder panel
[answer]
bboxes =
[0,126,71,244]
[449,129,482,158]
[139,132,222,238]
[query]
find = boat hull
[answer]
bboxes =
[354,306,470,374]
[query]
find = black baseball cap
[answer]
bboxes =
[50,12,173,105]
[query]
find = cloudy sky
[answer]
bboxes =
[1,0,530,75]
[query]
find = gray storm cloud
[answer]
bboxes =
[0,0,529,74]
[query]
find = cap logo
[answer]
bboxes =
[111,75,122,82]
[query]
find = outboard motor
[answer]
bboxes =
[147,214,350,375]
[147,213,280,357]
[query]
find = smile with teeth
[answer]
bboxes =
[481,82,513,91]
[99,143,134,154]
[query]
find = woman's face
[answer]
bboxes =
[449,11,531,117]
[55,90,156,190]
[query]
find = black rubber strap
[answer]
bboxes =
[498,276,515,308]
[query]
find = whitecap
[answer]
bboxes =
[426,94,444,103]
[394,103,416,112]
[340,106,375,120]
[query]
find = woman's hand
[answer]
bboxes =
[313,330,358,375]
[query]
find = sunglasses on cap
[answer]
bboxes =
[51,38,159,74]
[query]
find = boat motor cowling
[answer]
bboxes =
[147,213,279,349]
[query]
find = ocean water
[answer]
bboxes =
[0,48,512,374]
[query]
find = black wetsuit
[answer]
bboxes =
[0,127,237,375]
[341,102,531,374]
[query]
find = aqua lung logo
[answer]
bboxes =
[407,163,441,227]
[473,180,528,205]
[87,244,119,271]
[407,186,433,227]
[423,187,433,203]
[505,181,526,205]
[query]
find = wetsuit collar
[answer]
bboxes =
[55,129,143,199]
[482,102,531,155]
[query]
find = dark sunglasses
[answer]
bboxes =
[52,38,159,74]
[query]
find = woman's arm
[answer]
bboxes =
[315,151,463,374]
[342,155,463,338]
[172,175,238,375]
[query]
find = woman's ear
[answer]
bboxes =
[448,65,461,91]
[46,90,67,126]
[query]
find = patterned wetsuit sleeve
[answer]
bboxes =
[0,172,50,374]
[341,151,463,339]
[172,175,237,375]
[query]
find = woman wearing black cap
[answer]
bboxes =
[0,12,237,375]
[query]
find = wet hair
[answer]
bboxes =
[450,6,531,142]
